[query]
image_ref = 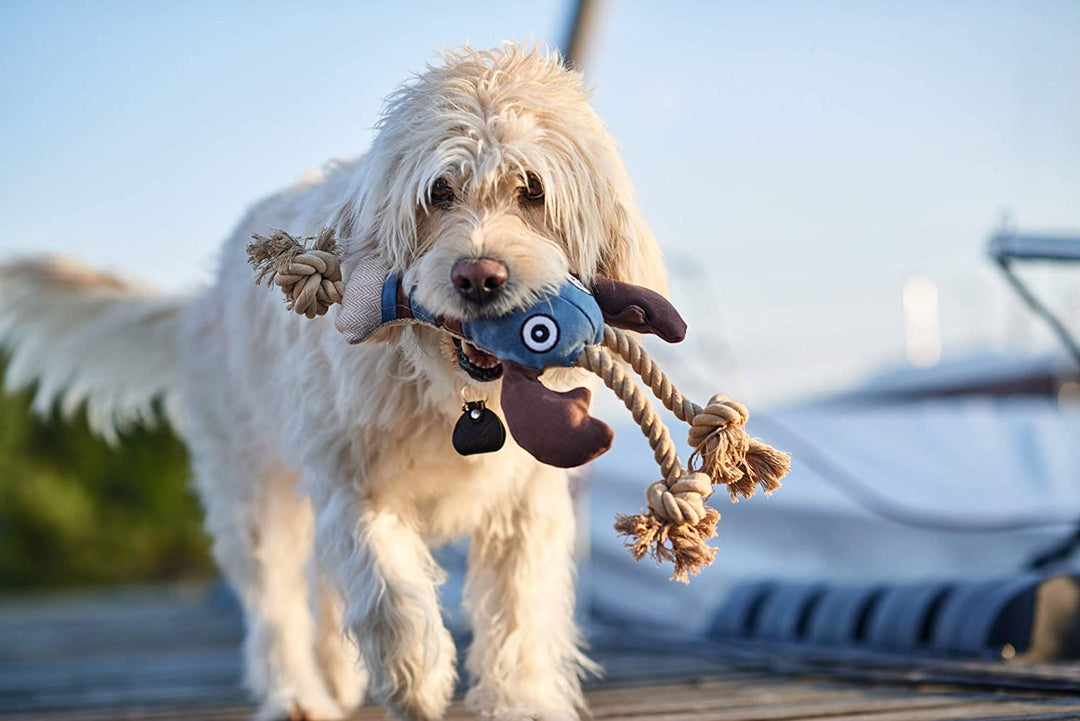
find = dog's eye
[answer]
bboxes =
[520,173,544,204]
[430,177,455,209]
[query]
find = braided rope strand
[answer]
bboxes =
[577,344,720,582]
[602,326,698,421]
[577,344,681,481]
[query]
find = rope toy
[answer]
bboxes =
[248,229,790,582]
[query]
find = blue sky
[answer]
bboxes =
[2,1,1078,403]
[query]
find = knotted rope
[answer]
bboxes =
[246,227,790,581]
[577,345,719,582]
[600,326,790,501]
[581,326,790,580]
[247,228,344,318]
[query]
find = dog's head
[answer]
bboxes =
[337,44,665,387]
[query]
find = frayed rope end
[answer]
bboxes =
[688,395,791,502]
[247,228,344,318]
[614,507,721,584]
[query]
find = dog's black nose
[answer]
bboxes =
[452,258,509,304]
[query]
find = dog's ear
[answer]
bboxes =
[326,135,422,276]
[591,161,669,295]
[599,192,666,291]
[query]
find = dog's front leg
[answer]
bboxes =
[314,483,456,721]
[464,464,596,721]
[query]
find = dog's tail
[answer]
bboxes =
[0,257,187,443]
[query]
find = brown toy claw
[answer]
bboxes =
[592,277,687,343]
[500,362,614,468]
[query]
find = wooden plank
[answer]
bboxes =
[4,689,1080,721]
[645,636,1080,695]
[782,703,1080,721]
[4,586,1080,721]
[591,692,965,719]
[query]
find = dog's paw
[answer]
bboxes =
[320,653,367,711]
[381,662,456,721]
[326,672,366,712]
[254,691,345,721]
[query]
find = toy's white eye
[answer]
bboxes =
[521,314,559,353]
[567,275,591,294]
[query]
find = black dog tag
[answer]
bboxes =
[453,400,506,456]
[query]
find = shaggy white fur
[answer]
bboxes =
[0,44,667,721]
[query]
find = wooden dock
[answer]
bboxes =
[2,584,1079,721]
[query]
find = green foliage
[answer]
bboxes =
[0,356,213,593]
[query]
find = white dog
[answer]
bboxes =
[0,44,666,721]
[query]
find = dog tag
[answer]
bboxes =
[453,400,506,456]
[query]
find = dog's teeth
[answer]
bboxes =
[461,340,499,369]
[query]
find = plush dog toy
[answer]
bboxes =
[248,229,790,581]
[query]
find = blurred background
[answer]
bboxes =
[0,0,1078,623]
